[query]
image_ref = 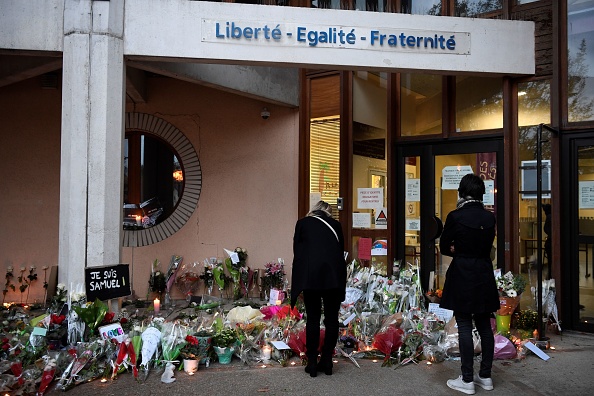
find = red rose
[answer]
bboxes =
[120,317,128,324]
[2,344,9,351]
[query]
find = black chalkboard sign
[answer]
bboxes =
[85,264,131,301]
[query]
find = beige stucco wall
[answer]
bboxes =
[0,77,62,305]
[0,74,299,304]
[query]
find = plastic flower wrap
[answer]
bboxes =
[55,339,113,391]
[166,255,183,293]
[287,322,308,364]
[139,321,162,381]
[200,258,216,295]
[371,325,404,366]
[160,322,185,363]
[175,261,201,300]
[227,306,264,326]
[37,358,57,396]
[235,323,266,365]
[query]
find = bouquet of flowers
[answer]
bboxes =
[262,260,286,291]
[224,247,252,300]
[165,255,183,296]
[496,271,527,298]
[200,258,216,295]
[175,261,200,301]
[148,259,166,298]
[496,271,527,316]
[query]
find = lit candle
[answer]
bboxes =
[533,329,538,339]
[261,345,272,360]
[154,298,160,314]
[275,300,282,306]
[135,215,142,226]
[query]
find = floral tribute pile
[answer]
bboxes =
[0,257,541,394]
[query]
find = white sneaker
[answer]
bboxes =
[447,375,476,395]
[474,374,494,390]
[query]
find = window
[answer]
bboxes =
[401,73,443,136]
[568,0,594,123]
[456,76,503,132]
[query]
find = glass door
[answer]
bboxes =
[398,140,503,293]
[572,140,594,330]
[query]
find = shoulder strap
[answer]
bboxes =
[313,216,339,242]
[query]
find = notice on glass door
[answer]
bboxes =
[406,179,420,201]
[442,165,473,190]
[579,181,594,209]
[483,180,495,206]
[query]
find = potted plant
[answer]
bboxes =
[212,328,238,364]
[195,329,214,364]
[179,334,202,373]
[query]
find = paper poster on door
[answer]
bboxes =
[406,218,421,231]
[357,188,384,209]
[374,207,387,229]
[579,181,594,209]
[406,179,420,202]
[353,213,371,228]
[442,165,473,189]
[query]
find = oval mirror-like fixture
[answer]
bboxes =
[123,113,201,247]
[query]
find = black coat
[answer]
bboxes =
[290,212,347,308]
[439,202,500,314]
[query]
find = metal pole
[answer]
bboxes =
[536,124,545,340]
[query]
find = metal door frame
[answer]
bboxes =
[397,138,505,293]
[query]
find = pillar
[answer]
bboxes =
[58,0,125,291]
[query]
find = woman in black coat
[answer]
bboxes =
[290,201,346,377]
[440,174,499,394]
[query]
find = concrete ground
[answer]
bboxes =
[50,330,594,396]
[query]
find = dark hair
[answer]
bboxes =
[458,173,485,200]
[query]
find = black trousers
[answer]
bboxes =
[303,288,342,362]
[454,311,494,382]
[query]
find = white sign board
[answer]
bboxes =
[406,179,420,202]
[406,218,421,231]
[353,213,372,228]
[357,188,384,209]
[442,166,473,190]
[579,181,594,209]
[484,180,495,206]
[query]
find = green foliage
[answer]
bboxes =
[515,309,539,330]
[212,328,238,348]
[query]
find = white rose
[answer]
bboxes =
[30,265,36,270]
[20,267,26,271]
[507,289,517,298]
[57,283,66,290]
[42,266,49,270]
[6,266,13,272]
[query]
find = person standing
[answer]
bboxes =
[440,174,500,395]
[290,201,347,377]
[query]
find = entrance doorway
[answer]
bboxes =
[563,136,594,332]
[398,140,504,293]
